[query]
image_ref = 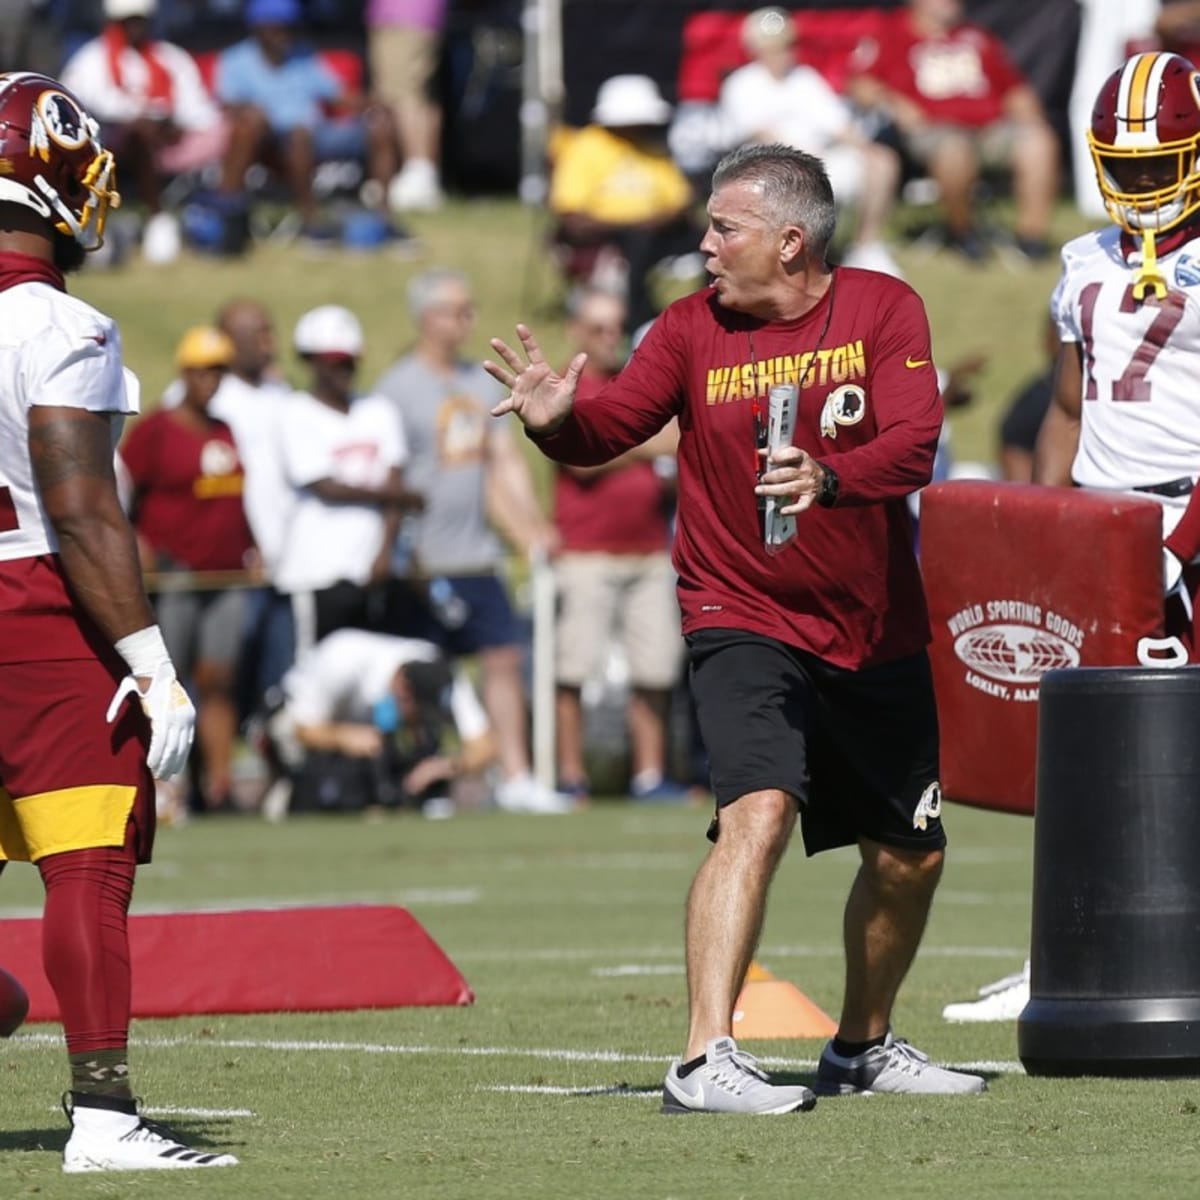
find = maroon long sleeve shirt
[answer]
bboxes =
[532,268,944,669]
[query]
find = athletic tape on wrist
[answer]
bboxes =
[114,625,171,678]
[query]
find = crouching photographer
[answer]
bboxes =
[264,628,495,818]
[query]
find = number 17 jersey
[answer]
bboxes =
[1052,224,1200,491]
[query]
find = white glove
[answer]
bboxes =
[106,661,196,780]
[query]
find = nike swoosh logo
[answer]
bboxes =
[905,356,929,369]
[668,1075,707,1110]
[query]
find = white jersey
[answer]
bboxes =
[273,391,407,593]
[1052,225,1200,500]
[282,628,489,739]
[61,36,222,132]
[209,373,294,576]
[0,281,138,564]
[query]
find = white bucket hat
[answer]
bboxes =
[591,75,673,128]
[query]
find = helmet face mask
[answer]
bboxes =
[1089,52,1200,235]
[0,72,120,250]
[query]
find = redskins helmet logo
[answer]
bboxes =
[819,384,867,439]
[29,89,89,161]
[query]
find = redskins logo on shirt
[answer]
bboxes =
[819,384,868,439]
[437,396,486,467]
[193,439,243,499]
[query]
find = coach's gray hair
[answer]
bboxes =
[407,267,470,321]
[711,144,837,254]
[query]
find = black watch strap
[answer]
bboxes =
[816,464,840,508]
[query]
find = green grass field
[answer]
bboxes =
[4,802,1200,1198]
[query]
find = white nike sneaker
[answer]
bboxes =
[815,1032,986,1096]
[942,961,1031,1023]
[62,1094,238,1173]
[661,1036,817,1115]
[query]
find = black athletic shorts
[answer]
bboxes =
[687,627,945,857]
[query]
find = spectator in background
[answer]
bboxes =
[550,74,702,333]
[119,326,254,812]
[159,298,295,702]
[367,0,446,211]
[207,299,292,575]
[267,629,495,818]
[215,0,410,247]
[273,305,424,656]
[61,0,228,264]
[998,316,1056,483]
[848,0,1059,263]
[210,298,297,705]
[553,288,684,803]
[375,269,572,814]
[720,7,903,278]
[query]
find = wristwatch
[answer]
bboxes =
[816,463,840,508]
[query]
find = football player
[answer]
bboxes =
[0,72,236,1171]
[947,52,1200,1024]
[1037,50,1200,656]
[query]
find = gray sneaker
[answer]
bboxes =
[661,1036,817,1115]
[815,1032,986,1096]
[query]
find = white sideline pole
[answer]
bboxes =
[519,0,547,205]
[531,549,557,790]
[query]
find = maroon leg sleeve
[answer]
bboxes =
[37,826,138,1055]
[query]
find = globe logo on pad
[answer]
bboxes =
[953,623,1080,686]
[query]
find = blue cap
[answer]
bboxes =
[246,0,301,25]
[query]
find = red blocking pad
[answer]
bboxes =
[1,905,474,1023]
[921,482,1164,816]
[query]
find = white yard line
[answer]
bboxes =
[460,943,1026,963]
[44,1103,256,1119]
[592,965,685,977]
[9,1032,1024,1075]
[483,1085,659,1098]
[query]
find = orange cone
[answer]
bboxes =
[732,961,838,1040]
[743,960,777,984]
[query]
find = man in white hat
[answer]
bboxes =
[549,74,701,331]
[273,305,424,658]
[61,0,229,263]
[719,6,904,277]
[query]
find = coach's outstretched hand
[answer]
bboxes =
[484,324,586,434]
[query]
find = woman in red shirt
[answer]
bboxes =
[120,326,255,811]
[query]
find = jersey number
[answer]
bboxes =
[0,486,16,533]
[1079,282,1187,402]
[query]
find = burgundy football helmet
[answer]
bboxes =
[1089,52,1200,234]
[0,71,119,249]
